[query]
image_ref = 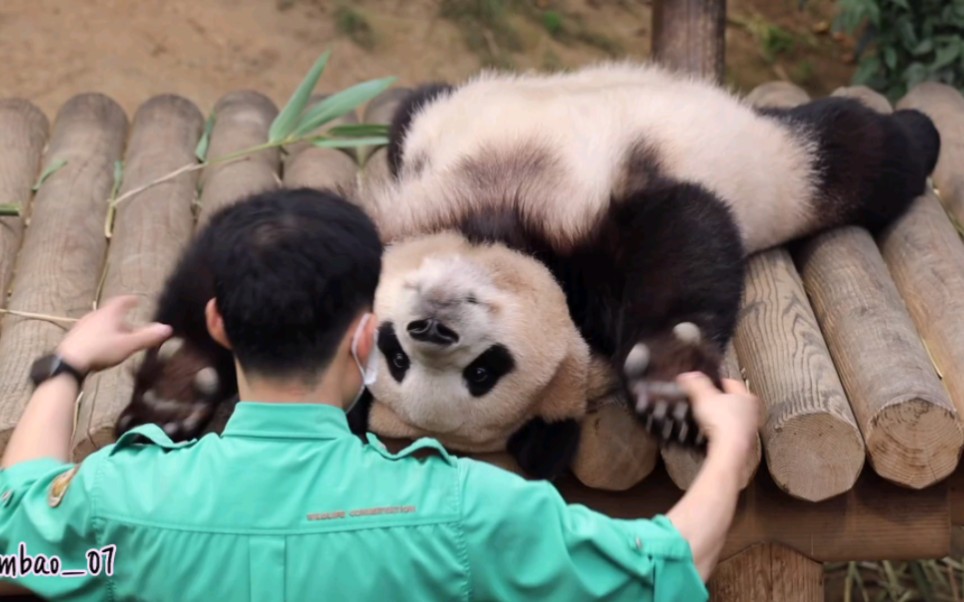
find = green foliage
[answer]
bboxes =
[542,10,563,36]
[104,49,396,237]
[32,158,67,193]
[335,4,376,51]
[267,50,395,146]
[440,0,522,68]
[439,0,622,68]
[833,0,964,101]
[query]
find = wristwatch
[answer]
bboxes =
[29,354,87,388]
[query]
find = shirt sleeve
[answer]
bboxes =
[458,459,708,602]
[0,457,106,598]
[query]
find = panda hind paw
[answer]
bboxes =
[623,321,723,450]
[114,337,224,442]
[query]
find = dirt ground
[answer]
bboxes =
[0,0,858,120]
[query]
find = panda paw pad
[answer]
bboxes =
[115,337,223,441]
[623,322,721,449]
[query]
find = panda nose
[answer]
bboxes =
[407,319,460,346]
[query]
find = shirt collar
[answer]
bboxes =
[221,401,353,440]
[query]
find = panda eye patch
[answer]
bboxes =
[463,344,515,397]
[377,322,410,382]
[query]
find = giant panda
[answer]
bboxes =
[115,60,941,482]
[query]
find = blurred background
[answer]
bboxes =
[2,0,959,119]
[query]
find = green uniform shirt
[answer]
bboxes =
[0,402,708,601]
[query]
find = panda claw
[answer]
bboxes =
[672,322,702,345]
[194,367,219,396]
[157,337,184,361]
[623,344,650,378]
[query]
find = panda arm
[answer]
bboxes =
[606,179,745,445]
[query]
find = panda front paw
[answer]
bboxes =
[115,337,226,441]
[623,322,723,450]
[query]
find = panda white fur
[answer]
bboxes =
[117,60,940,481]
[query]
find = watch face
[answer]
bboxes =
[29,355,62,386]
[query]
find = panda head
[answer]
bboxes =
[366,231,591,452]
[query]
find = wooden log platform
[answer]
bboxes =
[0,78,962,601]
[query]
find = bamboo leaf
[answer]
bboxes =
[0,204,21,216]
[269,50,332,143]
[292,76,397,137]
[111,160,124,199]
[311,136,389,149]
[327,123,391,138]
[196,112,216,161]
[32,158,68,192]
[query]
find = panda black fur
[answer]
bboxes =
[116,61,940,480]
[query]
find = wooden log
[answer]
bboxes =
[558,462,950,562]
[734,249,865,502]
[282,95,359,200]
[661,344,763,491]
[807,85,964,488]
[743,81,810,108]
[796,224,960,489]
[896,82,964,226]
[708,544,824,602]
[651,0,726,83]
[72,95,205,459]
[877,192,964,421]
[0,99,49,309]
[196,91,280,227]
[951,466,964,526]
[733,83,864,502]
[0,94,128,450]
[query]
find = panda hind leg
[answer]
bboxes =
[115,337,237,441]
[600,179,746,450]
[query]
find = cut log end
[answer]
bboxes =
[571,403,659,491]
[662,433,762,491]
[765,412,865,502]
[866,398,963,489]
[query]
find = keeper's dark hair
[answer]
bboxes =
[202,187,382,381]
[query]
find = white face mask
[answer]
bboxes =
[348,313,379,413]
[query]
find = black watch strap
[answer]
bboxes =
[29,354,86,388]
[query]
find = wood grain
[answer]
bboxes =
[195,91,280,227]
[729,82,865,502]
[662,344,763,491]
[557,463,950,563]
[708,544,824,602]
[878,191,964,432]
[282,95,359,200]
[797,224,961,489]
[0,94,128,450]
[72,95,204,459]
[734,249,865,502]
[651,0,726,83]
[815,85,964,487]
[896,82,964,227]
[0,99,48,311]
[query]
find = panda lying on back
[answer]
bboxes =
[117,61,940,481]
